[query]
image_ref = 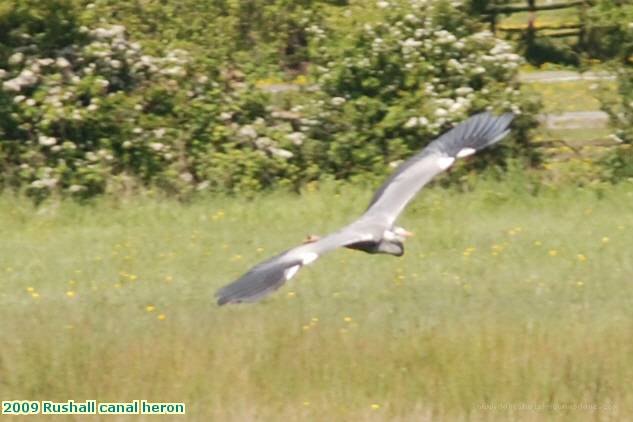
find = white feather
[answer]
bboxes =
[437,156,455,170]
[456,147,476,158]
[301,252,319,265]
[284,265,300,280]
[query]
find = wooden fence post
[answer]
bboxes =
[526,0,536,53]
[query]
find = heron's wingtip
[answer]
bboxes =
[214,255,304,306]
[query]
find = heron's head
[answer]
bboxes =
[384,226,414,242]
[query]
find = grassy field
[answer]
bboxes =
[1,178,632,421]
[526,80,614,115]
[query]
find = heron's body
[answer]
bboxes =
[215,111,515,305]
[345,239,404,256]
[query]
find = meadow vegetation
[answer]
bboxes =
[1,1,633,420]
[1,177,632,421]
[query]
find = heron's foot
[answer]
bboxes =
[303,234,321,244]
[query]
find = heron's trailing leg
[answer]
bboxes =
[304,234,321,244]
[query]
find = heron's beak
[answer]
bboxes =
[304,234,321,244]
[402,230,414,237]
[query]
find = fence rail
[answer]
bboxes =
[485,0,593,41]
[486,0,591,15]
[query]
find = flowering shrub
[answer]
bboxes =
[1,21,208,197]
[300,0,539,179]
[0,0,539,200]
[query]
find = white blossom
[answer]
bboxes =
[196,181,210,191]
[331,97,346,106]
[404,116,429,128]
[404,117,418,128]
[37,58,54,66]
[150,142,164,151]
[38,135,57,146]
[56,57,71,69]
[239,125,257,139]
[286,132,306,145]
[8,52,24,65]
[456,86,473,96]
[255,137,273,149]
[270,147,293,159]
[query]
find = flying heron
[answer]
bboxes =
[215,111,514,305]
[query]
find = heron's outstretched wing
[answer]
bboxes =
[215,225,376,305]
[364,112,514,224]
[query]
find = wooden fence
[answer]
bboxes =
[485,1,594,41]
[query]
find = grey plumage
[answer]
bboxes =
[215,111,514,305]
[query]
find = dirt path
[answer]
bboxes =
[539,110,609,129]
[520,70,612,129]
[518,70,614,84]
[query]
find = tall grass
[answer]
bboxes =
[1,179,632,421]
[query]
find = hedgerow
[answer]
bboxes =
[0,0,539,200]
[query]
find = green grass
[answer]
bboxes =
[498,4,580,28]
[1,180,633,421]
[525,80,615,115]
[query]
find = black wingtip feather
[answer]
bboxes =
[432,111,514,157]
[215,255,303,305]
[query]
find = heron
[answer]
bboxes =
[215,111,514,305]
